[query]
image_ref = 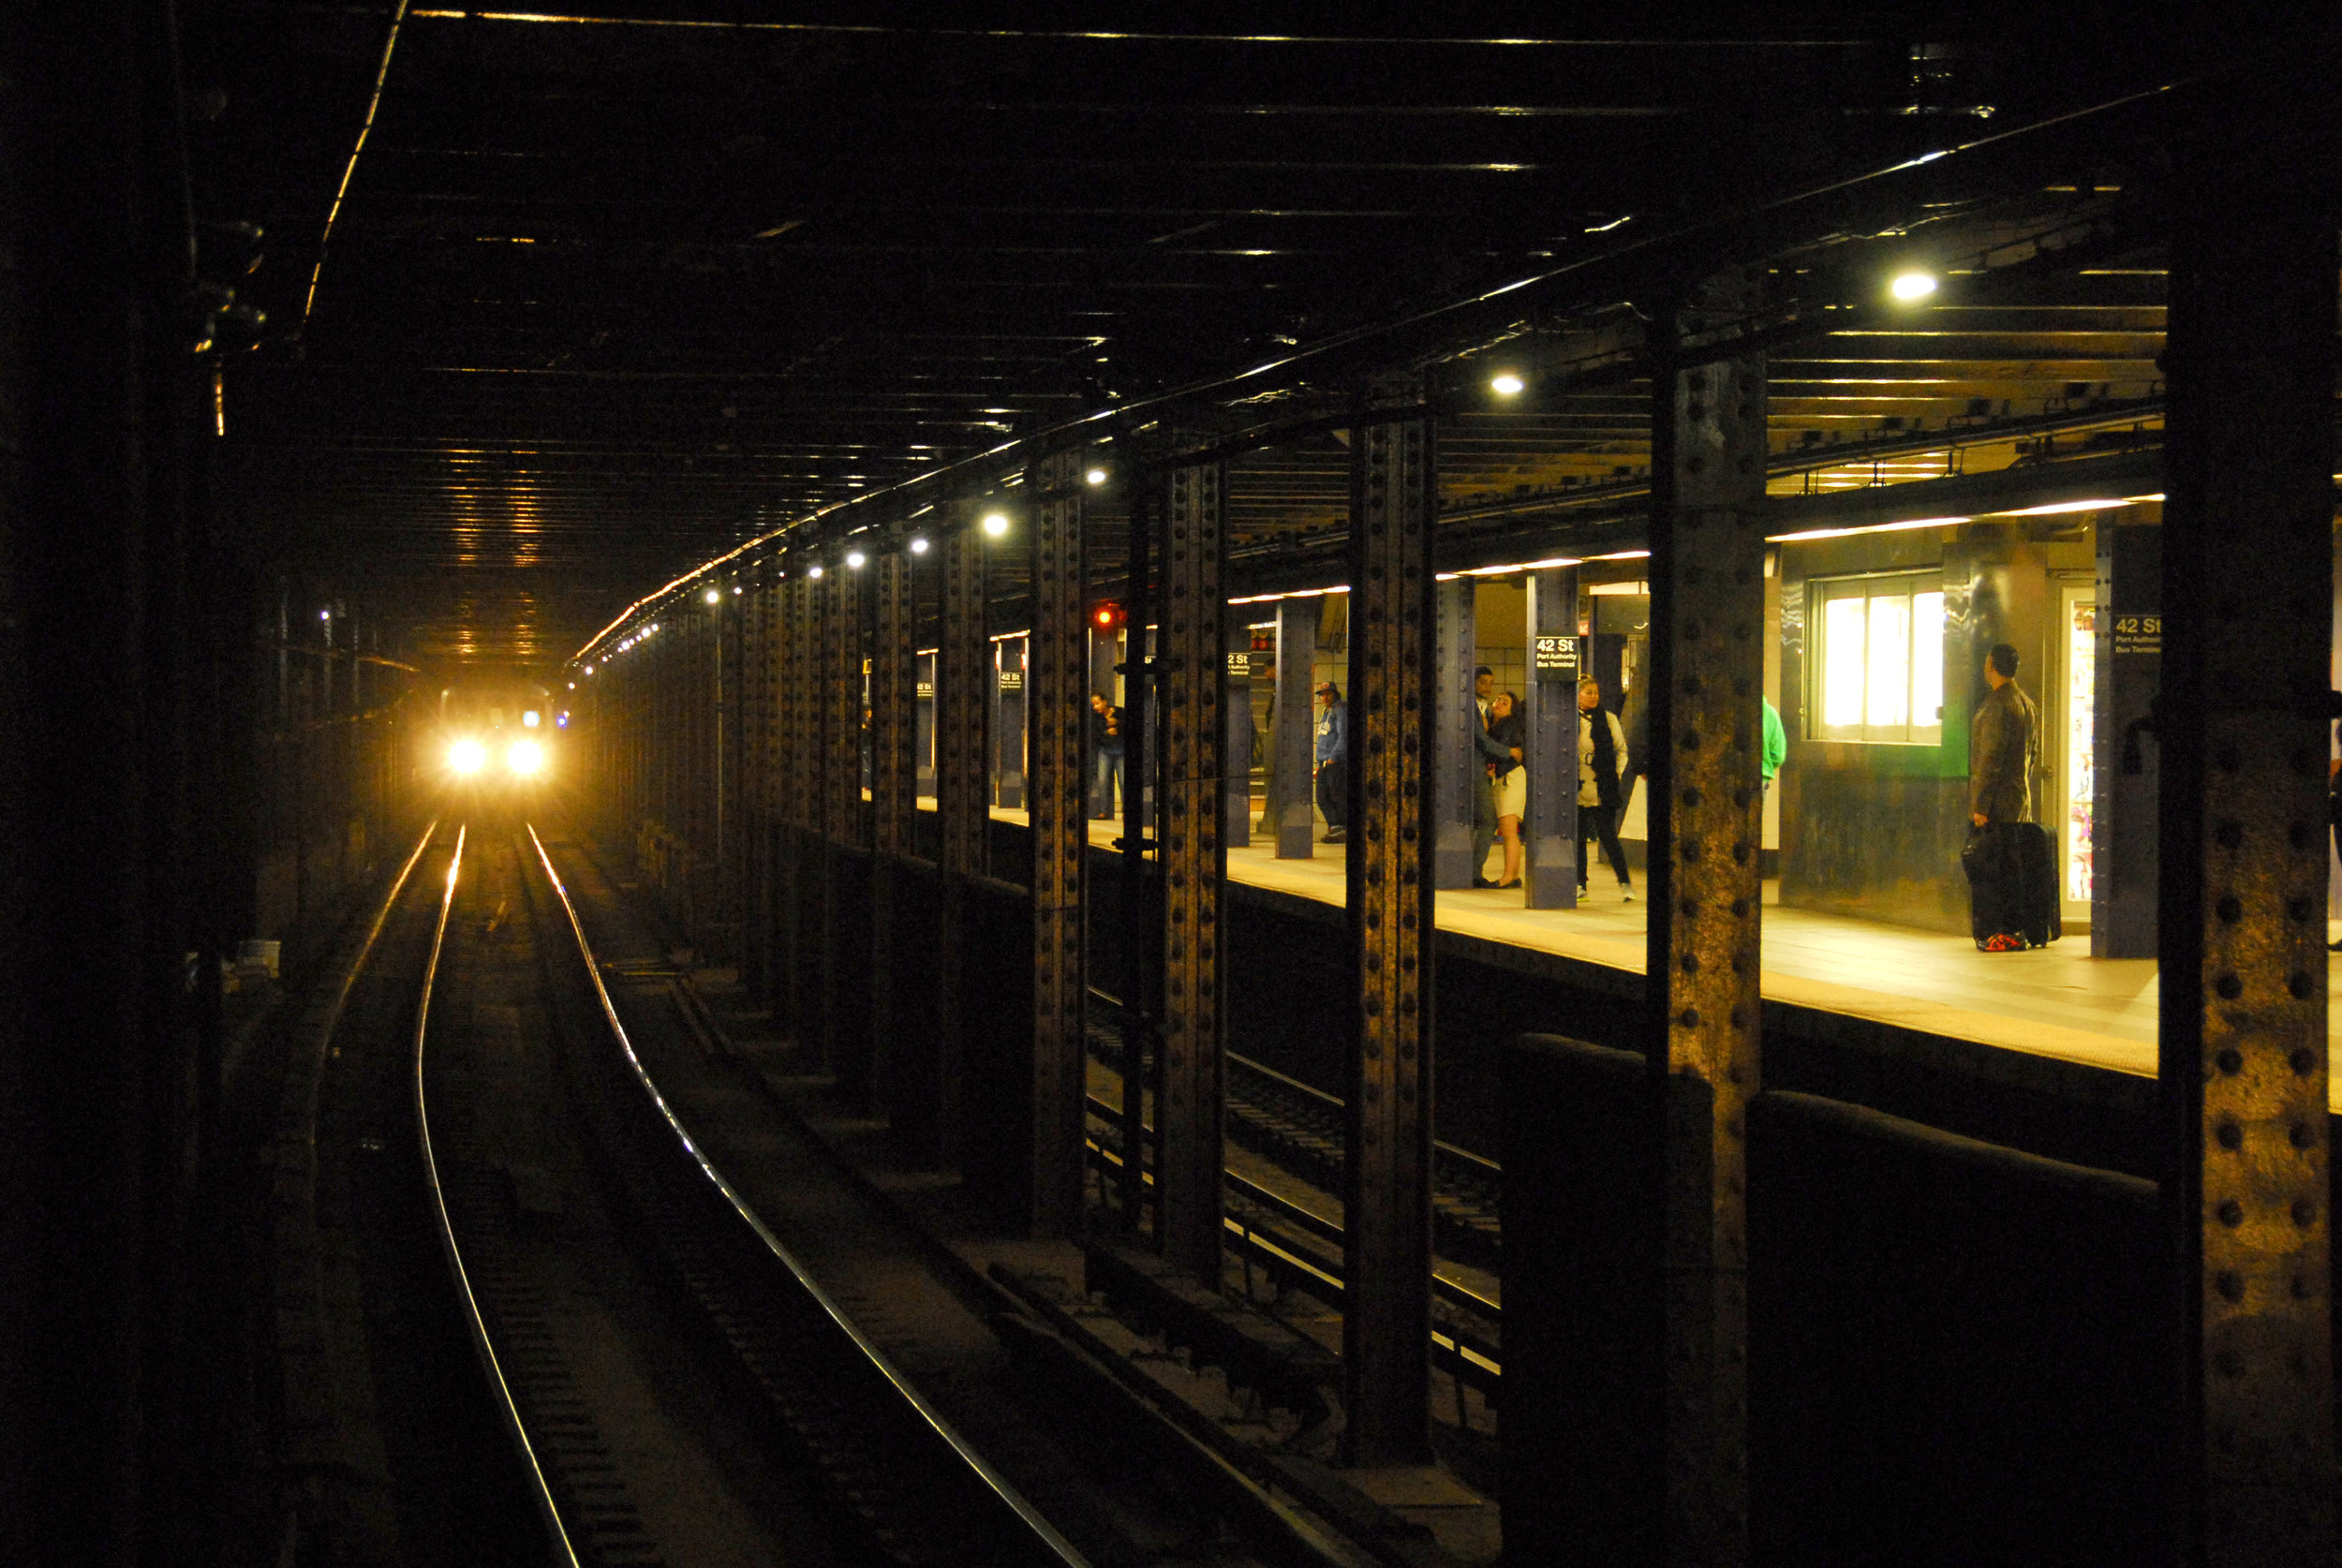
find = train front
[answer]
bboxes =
[434,682,558,819]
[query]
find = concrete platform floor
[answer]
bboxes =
[996,805,2342,1113]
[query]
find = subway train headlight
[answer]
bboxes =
[447,737,486,776]
[506,738,546,777]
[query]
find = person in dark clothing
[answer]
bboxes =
[1314,681,1348,842]
[1471,665,1508,886]
[1577,677,1633,898]
[1488,690,1527,888]
[1620,683,1651,812]
[1967,643,2040,951]
[1089,692,1125,819]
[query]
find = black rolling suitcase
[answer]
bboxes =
[1962,821,2060,949]
[2013,821,2061,947]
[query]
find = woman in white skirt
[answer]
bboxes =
[1487,690,1528,889]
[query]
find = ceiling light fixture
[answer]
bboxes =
[1490,372,1525,396]
[1768,515,1969,543]
[910,537,930,555]
[982,512,1010,537]
[846,550,867,569]
[1086,467,1108,486]
[1890,270,1938,303]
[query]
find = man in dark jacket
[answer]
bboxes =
[1968,643,2040,950]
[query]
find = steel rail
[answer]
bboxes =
[412,825,583,1568]
[524,822,1092,1568]
[1081,1134,1503,1394]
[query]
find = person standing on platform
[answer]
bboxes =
[1472,665,1507,886]
[1089,692,1125,819]
[1577,676,1633,899]
[1488,690,1528,888]
[1761,696,1786,796]
[1967,643,2040,951]
[1314,681,1348,843]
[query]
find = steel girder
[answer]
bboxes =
[1341,395,1438,1466]
[1646,274,1768,1566]
[2158,185,2336,1561]
[872,548,917,856]
[939,519,990,878]
[1028,450,1090,1237]
[1158,459,1228,1283]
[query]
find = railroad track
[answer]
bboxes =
[408,821,1089,1568]
[1081,992,1502,1398]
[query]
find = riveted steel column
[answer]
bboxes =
[1029,451,1090,1236]
[2158,185,2336,1562]
[873,549,917,856]
[784,571,824,1034]
[995,636,1028,809]
[1431,579,1477,888]
[1525,565,1581,909]
[1270,599,1317,857]
[1160,460,1228,1284]
[1646,275,1767,1566]
[1223,613,1255,850]
[939,522,990,878]
[1341,393,1438,1466]
[823,564,863,846]
[924,516,991,1169]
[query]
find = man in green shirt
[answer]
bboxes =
[1760,698,1786,794]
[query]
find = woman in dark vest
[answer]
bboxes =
[1577,677,1633,900]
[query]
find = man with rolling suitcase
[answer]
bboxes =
[1964,642,2049,951]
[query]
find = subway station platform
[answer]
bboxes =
[1001,807,2342,1116]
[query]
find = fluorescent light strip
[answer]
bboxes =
[1982,497,2133,517]
[1768,515,1968,543]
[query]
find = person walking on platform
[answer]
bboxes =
[1471,665,1507,886]
[1578,677,1633,899]
[1966,643,2042,951]
[1314,681,1348,843]
[1488,690,1528,888]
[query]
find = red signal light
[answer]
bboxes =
[1091,602,1127,630]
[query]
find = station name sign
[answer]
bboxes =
[916,680,934,700]
[2112,614,2160,658]
[1534,634,1579,677]
[1226,651,1252,679]
[999,670,1024,692]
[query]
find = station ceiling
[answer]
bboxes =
[185,7,2278,669]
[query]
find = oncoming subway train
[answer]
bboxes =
[434,675,565,810]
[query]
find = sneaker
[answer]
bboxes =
[1979,932,2024,953]
[1620,885,1636,902]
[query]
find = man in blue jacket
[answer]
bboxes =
[1314,682,1348,842]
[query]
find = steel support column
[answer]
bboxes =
[995,635,1028,808]
[1270,599,1317,857]
[1159,460,1227,1283]
[2158,183,2335,1561]
[939,522,990,878]
[1341,397,1438,1466]
[1223,614,1254,850]
[872,549,917,855]
[1645,278,1768,1565]
[1431,579,1477,888]
[1524,565,1581,909]
[823,565,863,845]
[1028,450,1090,1236]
